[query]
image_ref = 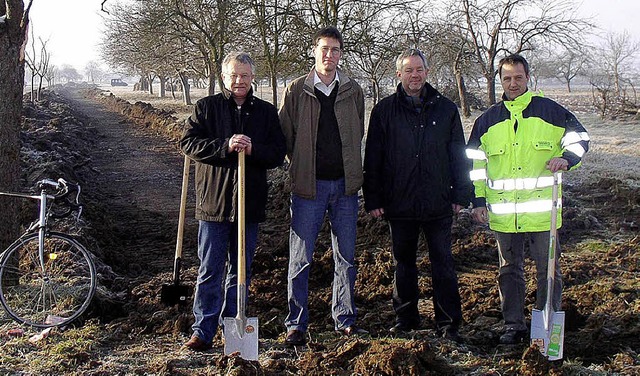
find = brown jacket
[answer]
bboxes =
[279,69,365,198]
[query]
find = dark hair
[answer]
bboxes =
[498,54,529,77]
[313,26,344,50]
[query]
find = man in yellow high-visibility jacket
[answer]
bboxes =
[466,54,590,345]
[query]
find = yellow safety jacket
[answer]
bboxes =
[466,91,590,233]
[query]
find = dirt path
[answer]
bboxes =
[58,88,198,279]
[5,86,635,375]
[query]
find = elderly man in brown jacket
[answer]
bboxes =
[279,26,365,346]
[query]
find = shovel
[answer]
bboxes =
[223,150,259,360]
[530,171,565,360]
[161,155,192,305]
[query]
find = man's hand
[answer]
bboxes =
[547,157,568,172]
[471,206,489,224]
[369,208,384,218]
[452,203,463,214]
[228,134,252,155]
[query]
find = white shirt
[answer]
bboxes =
[313,71,339,96]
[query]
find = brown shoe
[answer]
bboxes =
[284,329,306,346]
[184,335,212,351]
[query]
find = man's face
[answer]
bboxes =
[500,62,529,100]
[314,37,341,75]
[397,55,428,97]
[222,61,254,100]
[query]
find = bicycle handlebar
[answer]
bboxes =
[36,178,83,219]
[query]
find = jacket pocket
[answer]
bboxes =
[485,143,506,157]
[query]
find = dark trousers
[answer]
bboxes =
[389,217,462,329]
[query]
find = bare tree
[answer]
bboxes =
[25,28,51,101]
[245,0,307,105]
[588,30,639,117]
[456,0,593,105]
[0,0,33,249]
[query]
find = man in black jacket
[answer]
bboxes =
[179,51,286,351]
[363,49,471,342]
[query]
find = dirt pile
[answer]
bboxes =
[3,86,637,375]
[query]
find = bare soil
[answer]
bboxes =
[1,84,638,375]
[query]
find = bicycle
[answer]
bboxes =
[0,178,96,328]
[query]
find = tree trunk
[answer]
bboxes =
[486,72,497,105]
[179,72,191,106]
[208,73,216,96]
[147,74,154,95]
[455,71,471,117]
[158,76,166,98]
[270,72,278,106]
[0,0,28,249]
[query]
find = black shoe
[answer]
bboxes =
[389,322,419,334]
[499,329,528,345]
[284,329,306,346]
[335,325,369,337]
[439,325,463,343]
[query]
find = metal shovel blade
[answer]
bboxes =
[531,308,565,360]
[223,316,259,360]
[161,280,191,306]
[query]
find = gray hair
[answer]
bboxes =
[395,48,428,72]
[222,51,256,75]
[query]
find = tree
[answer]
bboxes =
[588,30,639,117]
[456,0,592,105]
[85,60,105,83]
[0,0,33,249]
[58,64,83,82]
[25,28,51,101]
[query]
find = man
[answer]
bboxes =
[179,51,286,351]
[279,26,365,346]
[363,49,471,342]
[466,54,590,344]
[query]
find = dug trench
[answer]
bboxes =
[10,85,639,375]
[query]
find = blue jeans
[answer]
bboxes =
[389,217,462,330]
[191,220,258,343]
[285,178,359,332]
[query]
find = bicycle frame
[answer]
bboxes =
[1,189,54,271]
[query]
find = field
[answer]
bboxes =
[0,82,637,375]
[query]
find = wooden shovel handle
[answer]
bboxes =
[176,155,190,260]
[237,151,248,319]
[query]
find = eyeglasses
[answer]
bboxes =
[224,73,252,81]
[318,46,341,56]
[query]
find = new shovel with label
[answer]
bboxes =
[530,171,565,360]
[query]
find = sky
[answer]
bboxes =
[27,0,640,73]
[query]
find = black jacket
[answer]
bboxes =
[179,90,286,223]
[363,83,471,220]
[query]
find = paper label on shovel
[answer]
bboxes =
[547,323,562,357]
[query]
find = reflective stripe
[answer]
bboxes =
[466,148,487,160]
[562,131,590,146]
[565,143,586,158]
[489,199,562,214]
[470,169,487,181]
[487,174,562,191]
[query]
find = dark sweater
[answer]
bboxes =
[314,85,344,180]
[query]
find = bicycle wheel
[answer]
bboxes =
[0,232,96,328]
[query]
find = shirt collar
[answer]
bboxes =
[313,70,339,94]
